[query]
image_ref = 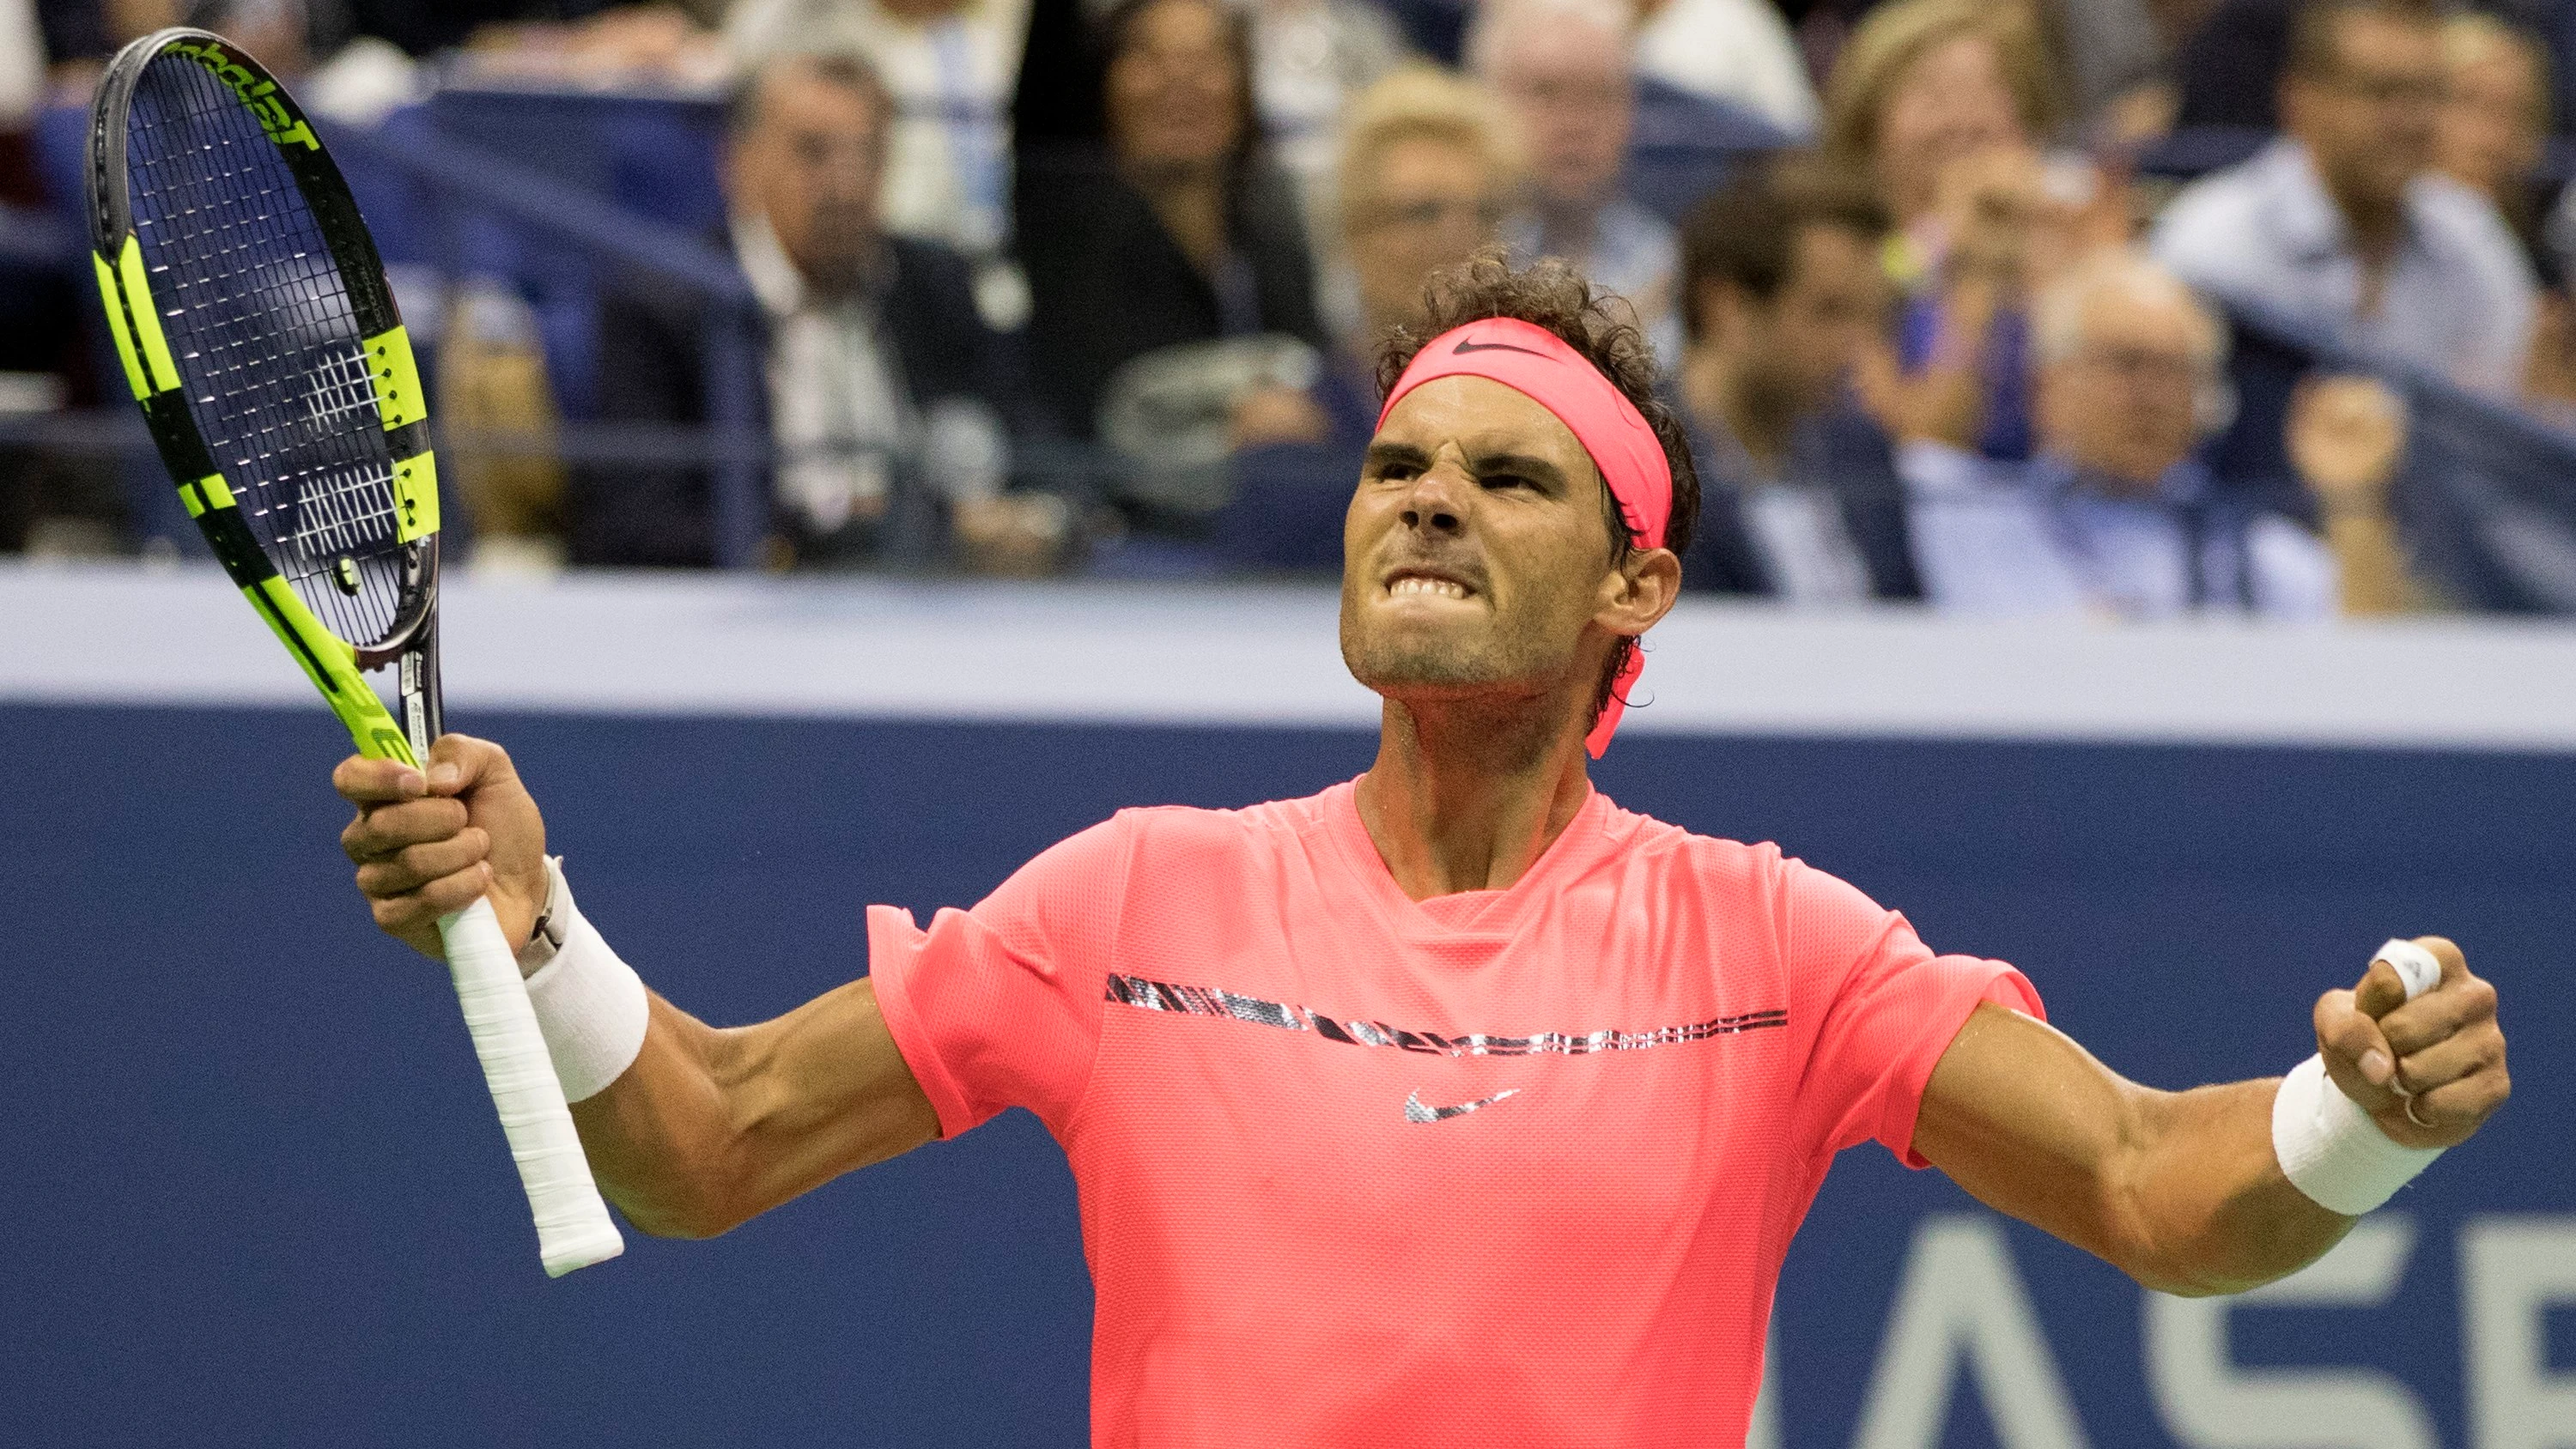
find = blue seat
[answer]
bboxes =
[1625,78,1795,229]
[416,90,728,415]
[2135,126,2273,183]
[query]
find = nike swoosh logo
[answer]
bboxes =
[1405,1088,1520,1123]
[1451,337,1547,358]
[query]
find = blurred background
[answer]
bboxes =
[9,0,2576,607]
[5,1,2576,1446]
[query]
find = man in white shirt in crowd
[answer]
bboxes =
[2151,0,2534,397]
[1889,251,2415,618]
[1469,0,1682,364]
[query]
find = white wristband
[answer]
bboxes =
[2271,1053,2443,1215]
[517,858,650,1103]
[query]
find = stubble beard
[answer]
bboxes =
[1339,594,1576,708]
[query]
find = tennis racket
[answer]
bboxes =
[86,28,623,1276]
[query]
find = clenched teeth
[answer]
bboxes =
[1388,576,1470,600]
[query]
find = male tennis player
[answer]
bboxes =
[336,257,2508,1446]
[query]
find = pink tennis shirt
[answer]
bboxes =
[867,779,2041,1447]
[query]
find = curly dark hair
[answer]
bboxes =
[1373,251,1701,732]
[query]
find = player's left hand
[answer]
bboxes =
[2314,937,2508,1150]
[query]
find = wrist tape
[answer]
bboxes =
[518,857,650,1103]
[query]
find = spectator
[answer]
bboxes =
[2,0,39,124]
[1469,0,1681,365]
[577,52,1061,572]
[1212,66,1515,572]
[1012,0,1326,438]
[1672,161,1919,603]
[1822,0,2089,463]
[1887,251,2414,617]
[1244,0,1411,191]
[727,0,1029,262]
[2435,13,2555,247]
[1631,0,1820,137]
[1823,0,2063,246]
[2151,0,2537,397]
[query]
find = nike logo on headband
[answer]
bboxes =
[1452,337,1549,358]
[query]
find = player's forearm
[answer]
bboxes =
[572,983,937,1239]
[2112,1078,2352,1296]
[1916,1006,2349,1297]
[568,997,754,1238]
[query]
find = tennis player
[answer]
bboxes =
[335,257,2508,1446]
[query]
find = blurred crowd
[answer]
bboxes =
[6,0,2576,619]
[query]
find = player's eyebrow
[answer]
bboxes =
[1364,440,1432,476]
[1363,441,1575,494]
[1461,450,1572,494]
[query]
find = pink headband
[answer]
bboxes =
[1377,317,1674,758]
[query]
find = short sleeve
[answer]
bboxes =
[1781,858,2044,1168]
[866,814,1135,1140]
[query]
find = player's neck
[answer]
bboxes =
[1357,697,1594,901]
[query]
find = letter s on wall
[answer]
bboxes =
[2145,1217,2435,1449]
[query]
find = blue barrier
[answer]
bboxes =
[2,697,2568,1447]
[2208,300,2576,615]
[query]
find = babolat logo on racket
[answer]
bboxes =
[163,39,319,151]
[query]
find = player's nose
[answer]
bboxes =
[1398,451,1473,535]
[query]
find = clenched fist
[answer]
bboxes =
[334,734,550,960]
[2315,936,2509,1150]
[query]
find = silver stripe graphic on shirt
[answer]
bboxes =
[1103,973,1788,1057]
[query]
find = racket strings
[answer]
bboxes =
[125,53,406,647]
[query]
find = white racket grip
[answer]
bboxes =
[437,898,627,1277]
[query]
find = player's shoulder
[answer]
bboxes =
[1595,797,1868,908]
[1104,780,1351,852]
[1596,797,1786,875]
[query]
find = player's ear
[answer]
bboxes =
[1602,546,1680,634]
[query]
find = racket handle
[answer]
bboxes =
[437,898,627,1277]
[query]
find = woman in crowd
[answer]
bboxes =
[1212,65,1516,571]
[1012,0,1327,440]
[1823,0,2114,464]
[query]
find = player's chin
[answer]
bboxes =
[1340,630,1509,695]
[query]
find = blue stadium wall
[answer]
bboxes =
[3,706,2571,1448]
[3,569,2573,1448]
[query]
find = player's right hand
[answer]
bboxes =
[335,733,548,961]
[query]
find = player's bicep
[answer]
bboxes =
[1911,1001,2154,1265]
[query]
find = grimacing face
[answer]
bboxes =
[1340,376,1678,719]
